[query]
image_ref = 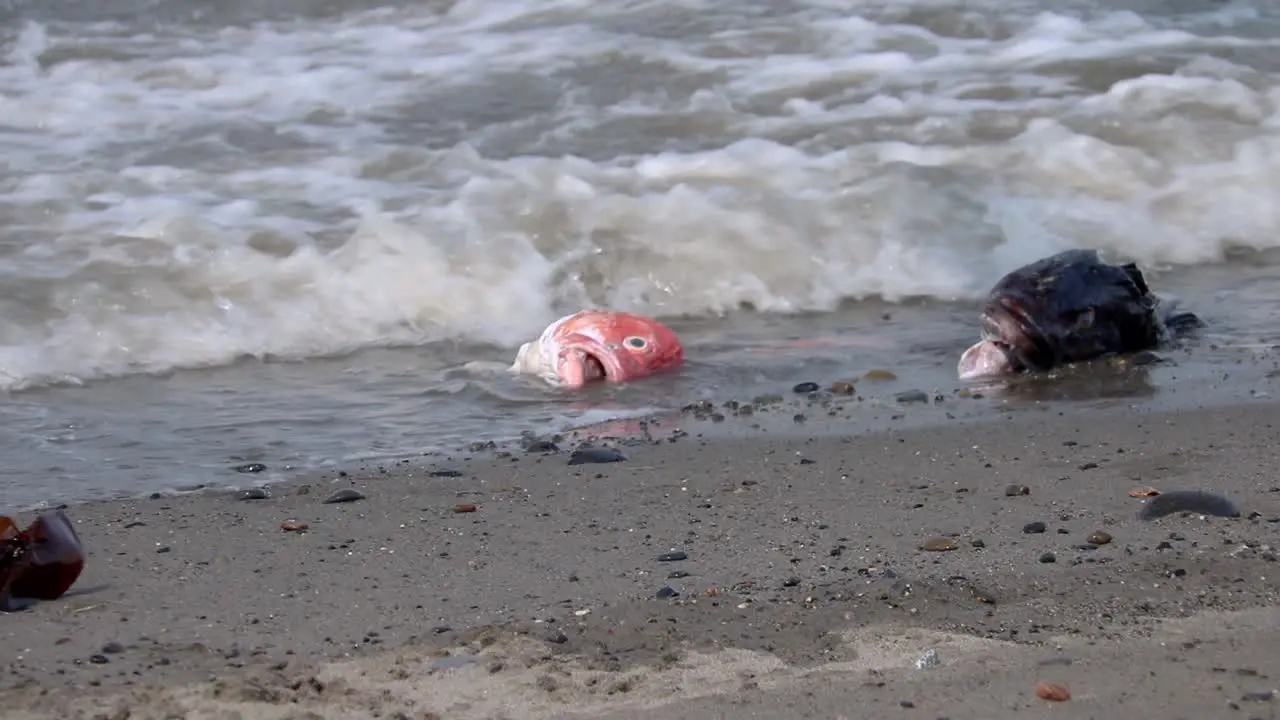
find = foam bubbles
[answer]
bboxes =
[0,2,1279,389]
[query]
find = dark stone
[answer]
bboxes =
[567,447,627,465]
[237,488,269,501]
[656,586,679,599]
[657,551,688,562]
[1023,521,1047,534]
[234,463,267,474]
[323,489,366,504]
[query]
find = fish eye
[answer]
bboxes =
[625,336,647,349]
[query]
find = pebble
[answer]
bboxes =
[1137,490,1241,521]
[323,489,366,504]
[830,381,855,395]
[782,576,800,587]
[237,488,269,501]
[1086,530,1112,546]
[667,570,689,579]
[1023,521,1047,534]
[657,551,688,562]
[863,370,897,381]
[234,463,267,474]
[655,586,679,599]
[101,642,124,654]
[428,469,464,478]
[1036,681,1071,702]
[921,538,958,552]
[525,440,559,453]
[895,390,929,404]
[567,447,627,465]
[1005,484,1030,497]
[792,382,820,394]
[1039,552,1056,563]
[88,654,109,665]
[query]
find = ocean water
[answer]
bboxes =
[2,0,1279,509]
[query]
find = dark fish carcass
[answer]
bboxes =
[957,249,1203,380]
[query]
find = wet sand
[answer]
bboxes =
[3,393,1280,719]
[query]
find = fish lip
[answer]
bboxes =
[983,296,1056,372]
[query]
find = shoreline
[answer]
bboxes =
[12,339,1276,515]
[3,393,1280,717]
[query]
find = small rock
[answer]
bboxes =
[567,447,627,465]
[280,521,309,532]
[452,504,478,513]
[792,382,820,394]
[863,370,897,381]
[1137,490,1241,521]
[1004,484,1030,497]
[1039,552,1056,563]
[428,469,463,478]
[782,576,800,587]
[525,440,559,453]
[655,586,679,599]
[101,642,124,655]
[234,463,267,474]
[1086,530,1112,546]
[1035,681,1071,702]
[1242,690,1275,702]
[830,381,855,395]
[970,538,985,548]
[88,654,109,665]
[915,649,940,669]
[1023,521,1047,534]
[323,489,365,504]
[657,551,688,562]
[544,631,568,645]
[895,390,929,404]
[921,538,958,552]
[237,488,269,501]
[667,570,689,579]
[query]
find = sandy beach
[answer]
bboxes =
[2,387,1279,719]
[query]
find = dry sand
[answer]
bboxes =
[3,389,1280,719]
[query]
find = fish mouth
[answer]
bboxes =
[557,338,622,387]
[981,296,1057,373]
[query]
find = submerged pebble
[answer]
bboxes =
[863,370,897,381]
[323,489,366,504]
[792,381,820,394]
[895,390,929,404]
[921,538,958,552]
[1137,490,1241,521]
[234,463,267,474]
[567,447,626,465]
[830,381,855,395]
[237,488,269,501]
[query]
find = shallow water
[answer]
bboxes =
[2,0,1279,509]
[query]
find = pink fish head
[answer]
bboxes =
[551,311,685,388]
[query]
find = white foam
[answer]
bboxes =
[0,3,1278,389]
